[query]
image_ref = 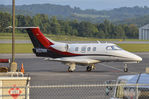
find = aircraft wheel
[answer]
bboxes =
[67,63,76,72]
[68,67,74,72]
[124,68,128,72]
[86,66,92,72]
[124,64,128,72]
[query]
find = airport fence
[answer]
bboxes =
[0,82,149,99]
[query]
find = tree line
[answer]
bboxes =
[0,11,138,39]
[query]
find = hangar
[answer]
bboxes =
[139,24,149,40]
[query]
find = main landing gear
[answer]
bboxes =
[124,64,128,72]
[67,63,76,72]
[66,63,96,72]
[86,64,95,72]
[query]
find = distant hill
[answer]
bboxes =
[116,15,149,26]
[0,4,74,17]
[1,4,149,24]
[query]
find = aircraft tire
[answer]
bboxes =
[68,67,74,72]
[86,66,92,72]
[124,68,128,72]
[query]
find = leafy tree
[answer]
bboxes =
[127,24,138,38]
[114,26,125,39]
[96,30,105,38]
[78,21,98,37]
[50,16,61,34]
[33,14,51,33]
[0,12,11,32]
[0,11,139,39]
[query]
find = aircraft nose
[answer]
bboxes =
[136,55,142,62]
[123,51,142,62]
[131,54,142,62]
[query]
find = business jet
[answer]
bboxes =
[14,27,142,72]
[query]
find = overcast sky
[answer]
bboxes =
[1,0,149,10]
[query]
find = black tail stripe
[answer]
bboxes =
[27,29,45,48]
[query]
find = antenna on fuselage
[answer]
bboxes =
[97,40,101,43]
[97,40,108,43]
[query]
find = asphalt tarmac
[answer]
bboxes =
[0,52,148,84]
[0,53,149,99]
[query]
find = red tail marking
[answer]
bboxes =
[29,28,80,56]
[31,28,53,48]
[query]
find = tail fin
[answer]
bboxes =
[8,26,54,48]
[26,27,56,57]
[8,26,61,57]
[26,27,54,48]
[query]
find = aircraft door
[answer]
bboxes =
[65,44,69,52]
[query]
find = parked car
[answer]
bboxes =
[105,73,149,99]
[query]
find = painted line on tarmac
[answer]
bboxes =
[99,63,123,72]
[99,63,135,74]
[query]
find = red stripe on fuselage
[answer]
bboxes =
[31,28,54,48]
[48,46,80,56]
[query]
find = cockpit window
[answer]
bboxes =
[106,45,122,50]
[106,46,113,50]
[112,46,122,50]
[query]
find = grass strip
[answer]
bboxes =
[0,43,149,53]
[117,44,149,52]
[0,32,149,41]
[0,43,33,53]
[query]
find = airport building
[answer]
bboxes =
[139,24,149,40]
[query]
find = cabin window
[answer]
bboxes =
[81,47,86,52]
[75,47,79,51]
[87,47,91,51]
[93,47,96,51]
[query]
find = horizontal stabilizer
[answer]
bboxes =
[7,26,39,29]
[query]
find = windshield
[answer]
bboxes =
[106,45,122,50]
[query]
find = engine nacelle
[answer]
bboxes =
[33,48,48,53]
[51,43,68,52]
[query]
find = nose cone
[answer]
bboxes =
[128,52,142,62]
[119,50,142,62]
[134,55,142,62]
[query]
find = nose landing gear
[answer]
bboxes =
[124,64,128,72]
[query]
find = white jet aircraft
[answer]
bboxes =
[23,27,142,72]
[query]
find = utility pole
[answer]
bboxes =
[10,0,17,72]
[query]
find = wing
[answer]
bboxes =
[44,57,100,64]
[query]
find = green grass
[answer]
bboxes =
[0,33,149,53]
[0,43,149,53]
[117,44,149,52]
[0,33,29,40]
[0,43,33,53]
[0,32,149,41]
